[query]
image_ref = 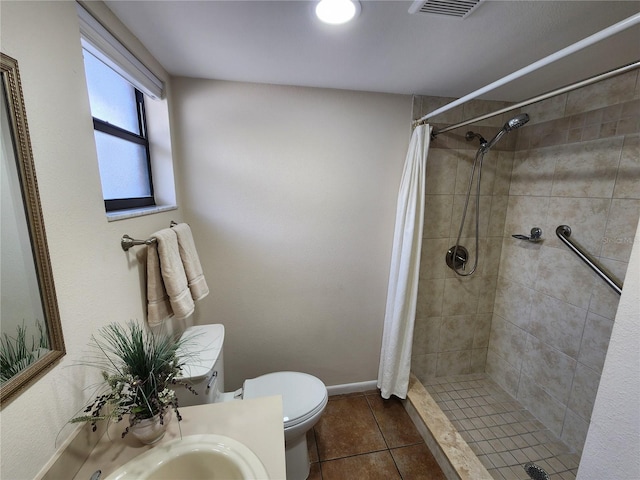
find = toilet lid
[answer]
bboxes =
[243,372,328,428]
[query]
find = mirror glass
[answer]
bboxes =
[1,52,65,404]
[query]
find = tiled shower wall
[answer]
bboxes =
[411,69,640,454]
[487,70,639,454]
[411,97,518,379]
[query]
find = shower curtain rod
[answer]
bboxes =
[424,60,640,138]
[412,11,640,131]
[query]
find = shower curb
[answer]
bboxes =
[403,373,492,480]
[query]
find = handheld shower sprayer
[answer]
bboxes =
[450,113,531,276]
[465,113,530,153]
[481,113,530,152]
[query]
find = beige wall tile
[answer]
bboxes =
[442,276,480,316]
[485,349,520,398]
[587,257,625,320]
[560,409,590,455]
[566,71,638,116]
[470,348,488,373]
[473,314,493,348]
[551,137,623,198]
[454,149,481,194]
[425,149,458,194]
[493,151,514,195]
[449,195,492,239]
[439,315,476,352]
[411,353,438,383]
[568,363,601,422]
[544,197,610,255]
[578,312,614,374]
[613,134,640,199]
[488,315,528,370]
[528,292,588,358]
[482,238,503,278]
[423,195,454,239]
[504,196,549,239]
[488,196,509,237]
[493,277,534,329]
[521,335,577,405]
[534,247,595,310]
[412,317,442,355]
[420,238,451,279]
[416,279,445,318]
[498,240,542,287]
[524,94,568,125]
[436,350,471,376]
[510,149,557,196]
[516,374,566,437]
[476,275,498,314]
[601,198,640,263]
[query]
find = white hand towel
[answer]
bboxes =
[147,228,195,325]
[173,223,209,301]
[146,242,173,327]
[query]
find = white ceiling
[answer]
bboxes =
[105,1,640,102]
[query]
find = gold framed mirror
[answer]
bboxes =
[1,52,65,404]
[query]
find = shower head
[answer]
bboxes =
[504,113,530,132]
[481,113,530,152]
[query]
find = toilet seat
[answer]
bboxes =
[243,371,328,429]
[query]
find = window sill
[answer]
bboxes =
[106,204,178,222]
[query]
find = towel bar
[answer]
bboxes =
[121,221,178,251]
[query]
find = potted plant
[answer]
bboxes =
[70,321,195,444]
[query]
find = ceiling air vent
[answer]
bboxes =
[409,0,485,18]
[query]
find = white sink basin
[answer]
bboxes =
[105,434,269,480]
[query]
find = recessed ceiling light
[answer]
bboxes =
[315,0,361,25]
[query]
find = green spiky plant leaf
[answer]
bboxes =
[70,321,197,438]
[0,321,48,383]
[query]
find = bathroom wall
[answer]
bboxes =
[488,70,639,454]
[410,96,517,381]
[0,3,181,479]
[171,78,412,389]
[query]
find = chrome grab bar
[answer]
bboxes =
[556,225,622,295]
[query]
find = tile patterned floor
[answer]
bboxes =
[422,374,582,480]
[307,391,447,480]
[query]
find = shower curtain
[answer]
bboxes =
[377,124,430,399]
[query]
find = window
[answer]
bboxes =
[77,3,168,214]
[83,49,154,211]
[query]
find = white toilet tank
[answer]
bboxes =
[174,324,225,407]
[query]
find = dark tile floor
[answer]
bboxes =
[306,391,447,480]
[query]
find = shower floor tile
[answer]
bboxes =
[309,391,446,479]
[422,374,581,480]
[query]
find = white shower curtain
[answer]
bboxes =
[377,124,430,399]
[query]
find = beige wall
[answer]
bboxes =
[0,2,181,479]
[170,78,412,389]
[578,219,640,479]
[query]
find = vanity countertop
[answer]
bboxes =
[72,396,286,480]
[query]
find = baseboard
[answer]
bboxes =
[326,379,378,396]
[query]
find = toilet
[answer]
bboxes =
[174,324,328,480]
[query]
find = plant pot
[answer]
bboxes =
[129,409,172,445]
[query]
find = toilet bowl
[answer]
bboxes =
[175,324,328,480]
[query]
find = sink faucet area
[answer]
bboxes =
[71,397,285,480]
